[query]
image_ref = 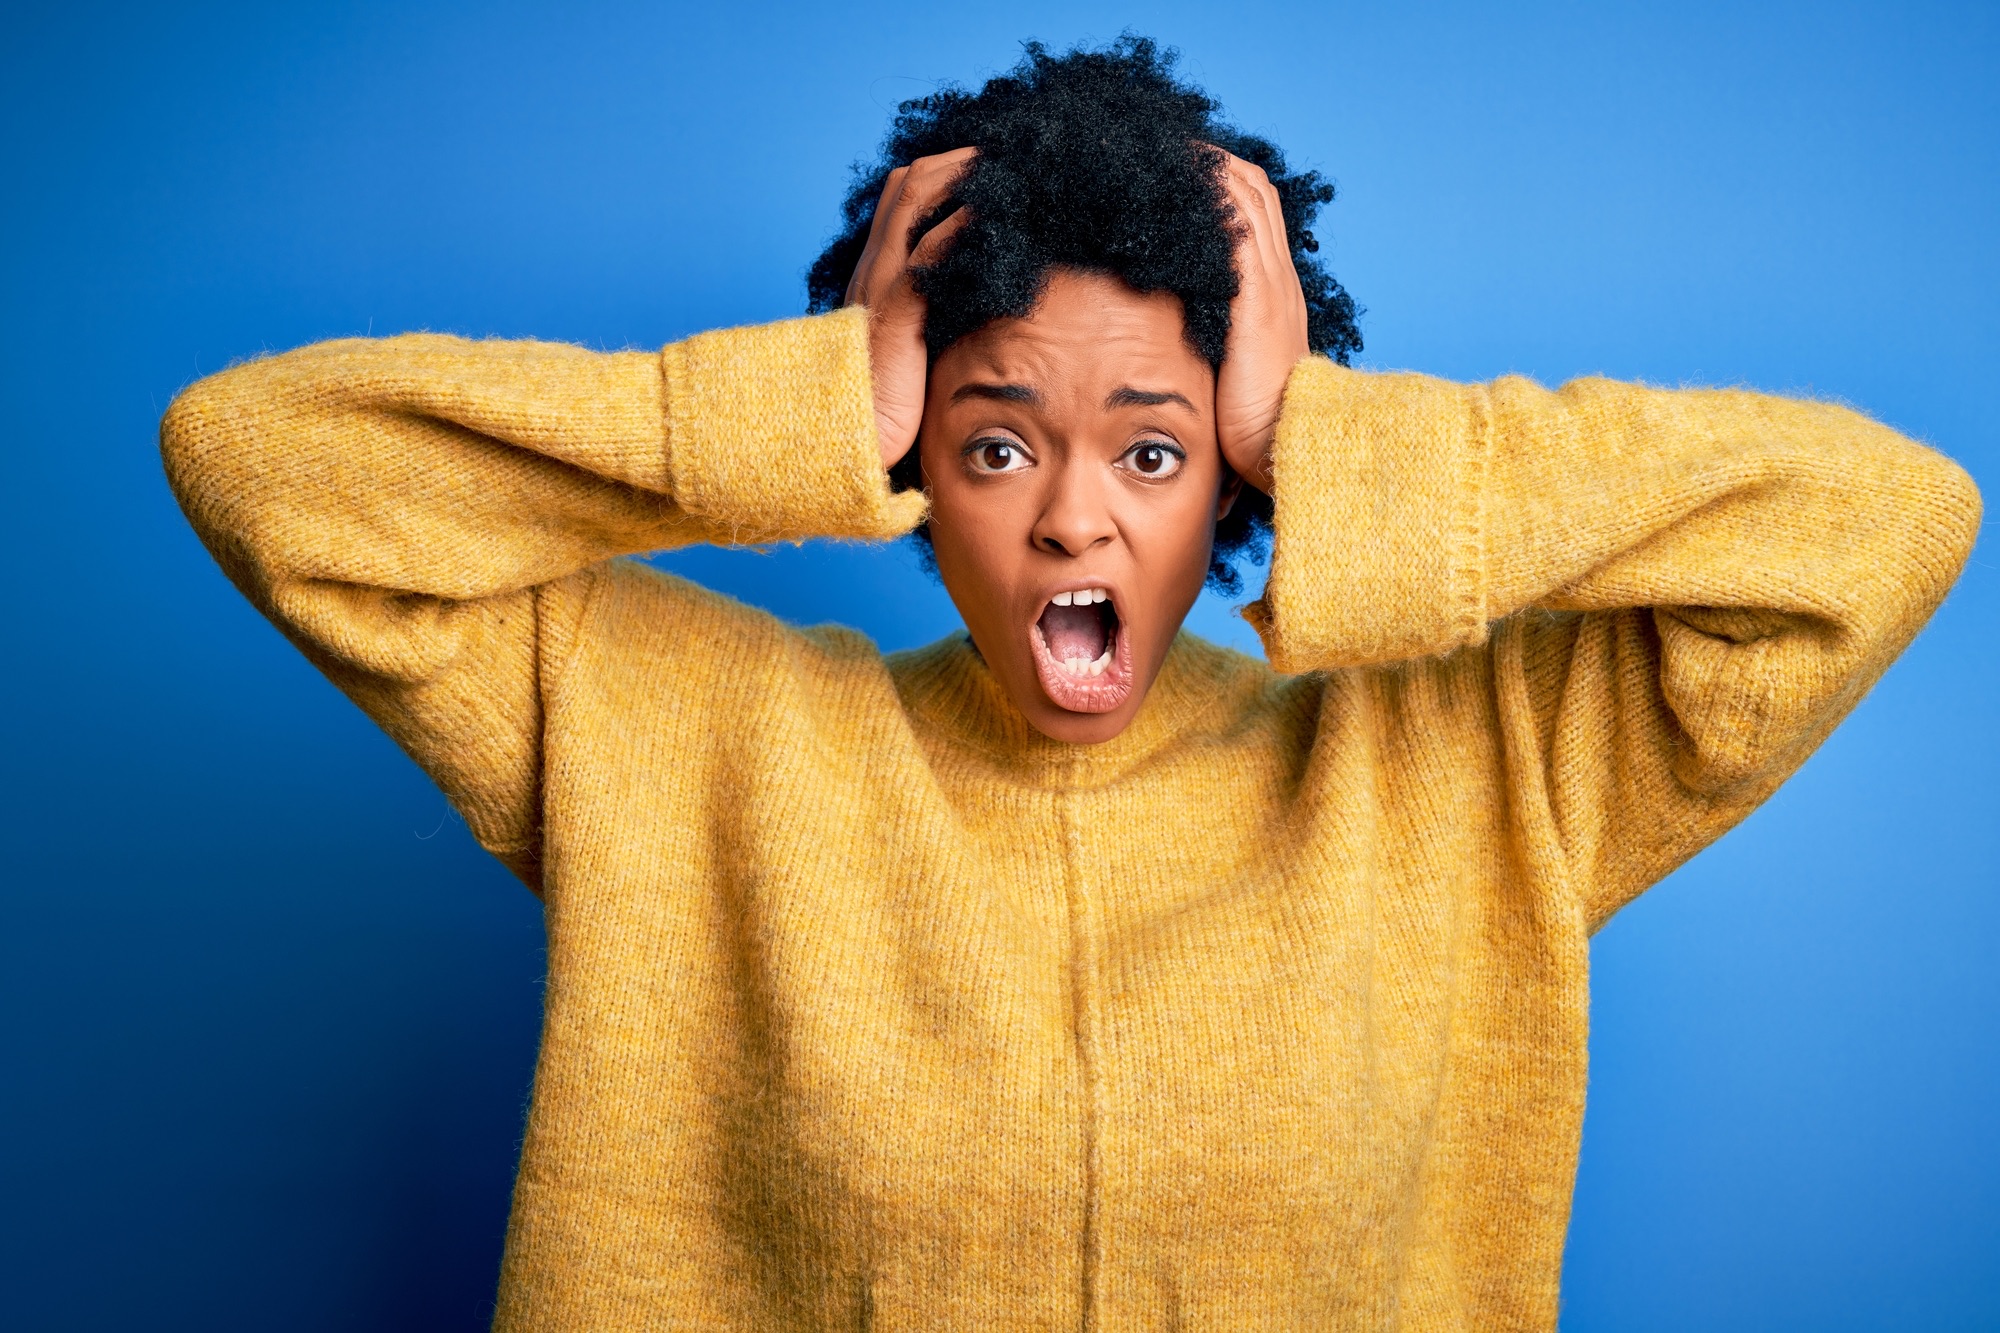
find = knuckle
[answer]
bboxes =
[909,150,972,186]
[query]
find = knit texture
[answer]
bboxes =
[161,304,1980,1331]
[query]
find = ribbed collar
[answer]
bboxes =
[886,630,1254,790]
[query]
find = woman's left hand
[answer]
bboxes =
[1213,151,1310,495]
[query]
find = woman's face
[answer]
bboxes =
[920,268,1240,744]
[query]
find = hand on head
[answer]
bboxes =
[1210,150,1311,495]
[841,144,1309,489]
[842,148,975,470]
[840,143,1311,742]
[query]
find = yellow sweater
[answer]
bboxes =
[160,306,1979,1331]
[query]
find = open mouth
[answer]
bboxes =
[1030,586,1134,714]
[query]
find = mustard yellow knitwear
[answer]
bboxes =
[160,305,1980,1332]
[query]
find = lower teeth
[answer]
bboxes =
[1064,649,1112,678]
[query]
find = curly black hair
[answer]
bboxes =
[808,35,1362,596]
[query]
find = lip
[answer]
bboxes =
[1028,582,1134,715]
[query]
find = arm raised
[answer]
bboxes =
[1250,361,1982,928]
[159,309,923,886]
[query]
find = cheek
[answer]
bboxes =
[921,465,1013,629]
[920,440,1033,561]
[1124,474,1222,576]
[918,446,974,560]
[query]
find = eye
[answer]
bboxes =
[964,436,1034,474]
[1118,439,1186,478]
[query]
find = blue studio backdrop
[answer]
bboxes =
[2,3,1994,1329]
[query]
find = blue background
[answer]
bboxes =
[3,2,1993,1328]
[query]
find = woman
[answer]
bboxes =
[160,37,1978,1333]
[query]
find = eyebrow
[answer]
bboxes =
[951,382,1041,405]
[947,382,1198,413]
[1106,386,1196,412]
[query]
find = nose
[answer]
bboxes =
[1030,458,1118,557]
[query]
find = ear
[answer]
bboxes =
[1215,464,1247,522]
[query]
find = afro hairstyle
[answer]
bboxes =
[807,35,1362,596]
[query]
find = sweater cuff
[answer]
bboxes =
[1244,357,1491,673]
[661,306,929,544]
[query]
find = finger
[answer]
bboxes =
[849,150,976,308]
[1251,174,1299,283]
[877,147,977,255]
[1223,158,1307,326]
[1224,158,1291,277]
[1218,162,1310,362]
[1219,158,1269,243]
[1220,164,1281,288]
[907,205,970,268]
[845,166,911,306]
[1220,157,1289,261]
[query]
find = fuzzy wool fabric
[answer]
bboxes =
[160,305,1980,1331]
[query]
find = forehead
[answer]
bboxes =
[933,269,1212,403]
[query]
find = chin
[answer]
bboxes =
[1023,693,1143,745]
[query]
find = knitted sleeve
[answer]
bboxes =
[1245,358,1983,932]
[159,307,923,889]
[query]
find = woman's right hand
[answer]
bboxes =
[843,148,975,470]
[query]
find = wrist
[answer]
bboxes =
[665,308,922,542]
[1256,353,1322,492]
[1242,428,1277,495]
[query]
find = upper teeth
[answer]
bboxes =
[1053,588,1108,607]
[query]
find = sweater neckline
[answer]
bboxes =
[886,630,1256,789]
